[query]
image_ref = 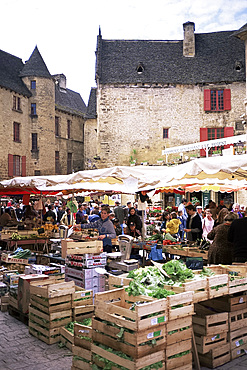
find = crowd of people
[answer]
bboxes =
[0,198,143,254]
[159,198,247,264]
[1,197,246,264]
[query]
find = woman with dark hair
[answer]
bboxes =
[160,211,170,233]
[127,207,142,232]
[214,208,229,227]
[207,212,238,265]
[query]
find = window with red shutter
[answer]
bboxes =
[204,89,231,111]
[22,156,26,176]
[200,128,208,157]
[8,154,14,177]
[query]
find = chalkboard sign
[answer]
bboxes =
[186,257,203,270]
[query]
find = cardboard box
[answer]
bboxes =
[17,274,49,314]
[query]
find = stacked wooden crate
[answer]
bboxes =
[193,302,230,368]
[29,279,75,344]
[201,292,247,364]
[88,287,194,370]
[71,320,92,370]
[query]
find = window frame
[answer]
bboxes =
[31,133,38,151]
[31,80,36,90]
[13,96,21,112]
[13,155,21,176]
[204,89,231,112]
[67,119,72,139]
[13,122,21,143]
[31,103,37,116]
[163,128,169,139]
[55,116,60,137]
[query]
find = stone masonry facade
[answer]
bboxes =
[95,82,246,167]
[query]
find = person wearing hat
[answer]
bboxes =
[196,206,203,221]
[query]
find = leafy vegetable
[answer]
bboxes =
[162,260,194,283]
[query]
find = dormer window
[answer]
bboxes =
[235,61,243,72]
[136,63,144,74]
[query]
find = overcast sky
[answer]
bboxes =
[1,0,246,104]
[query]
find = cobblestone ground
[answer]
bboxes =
[0,310,72,370]
[0,310,247,370]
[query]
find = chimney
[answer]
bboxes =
[53,74,67,90]
[183,21,195,57]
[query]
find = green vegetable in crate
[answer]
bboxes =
[164,233,177,242]
[162,260,194,283]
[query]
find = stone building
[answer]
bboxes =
[0,46,86,179]
[85,22,246,168]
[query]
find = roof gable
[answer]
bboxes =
[20,46,51,78]
[86,88,97,119]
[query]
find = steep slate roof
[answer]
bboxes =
[55,86,87,116]
[86,88,97,119]
[0,49,31,96]
[20,46,51,78]
[96,30,245,85]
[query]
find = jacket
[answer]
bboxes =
[186,212,203,241]
[228,218,247,259]
[81,217,116,247]
[166,219,181,235]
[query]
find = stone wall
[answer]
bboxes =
[95,82,246,167]
[84,118,98,169]
[0,87,30,179]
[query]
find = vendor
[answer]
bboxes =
[184,204,202,241]
[74,205,116,253]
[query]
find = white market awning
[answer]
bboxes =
[162,134,246,155]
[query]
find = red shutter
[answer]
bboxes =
[8,154,14,177]
[204,90,211,111]
[22,156,26,177]
[200,128,208,157]
[224,127,234,149]
[224,89,231,110]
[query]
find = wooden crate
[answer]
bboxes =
[91,343,165,370]
[201,293,247,313]
[30,279,75,298]
[95,288,167,331]
[163,278,208,303]
[29,321,60,344]
[207,274,229,299]
[73,287,93,308]
[229,326,247,358]
[60,326,74,351]
[166,339,192,370]
[8,295,18,310]
[226,264,247,278]
[29,306,72,329]
[72,356,91,370]
[193,304,228,336]
[108,273,132,290]
[194,331,228,354]
[92,316,166,358]
[73,306,94,322]
[229,307,247,331]
[166,315,192,346]
[30,293,72,313]
[198,343,231,368]
[228,277,247,294]
[166,291,194,320]
[61,239,103,258]
[73,345,92,364]
[74,323,92,350]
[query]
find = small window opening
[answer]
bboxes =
[137,63,144,74]
[235,61,243,72]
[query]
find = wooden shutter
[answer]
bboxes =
[204,90,211,111]
[224,127,234,149]
[200,128,208,157]
[8,154,14,177]
[224,89,231,110]
[22,156,26,176]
